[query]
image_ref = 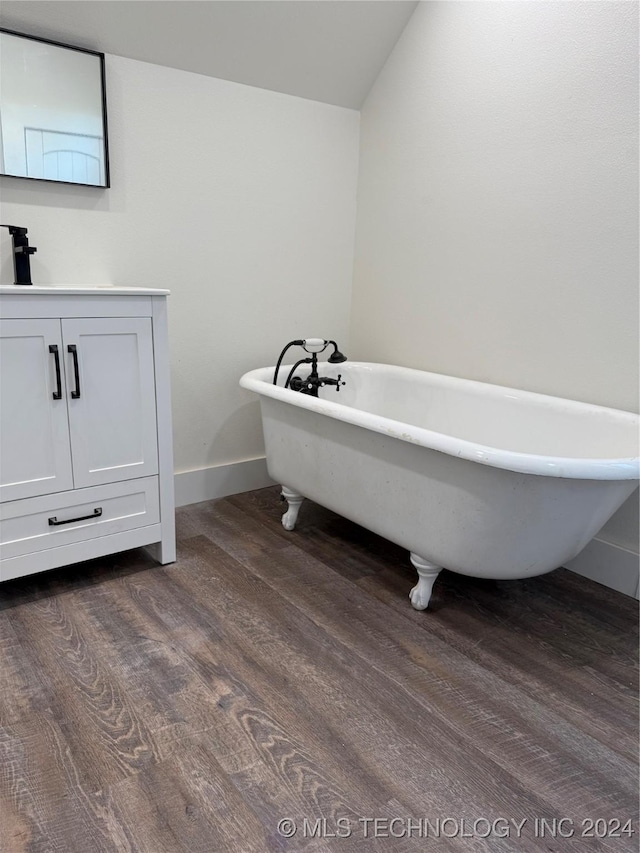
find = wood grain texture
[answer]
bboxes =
[0,485,637,852]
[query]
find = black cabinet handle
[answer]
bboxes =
[49,344,62,399]
[48,508,102,526]
[67,344,81,398]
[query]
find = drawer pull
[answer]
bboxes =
[48,507,102,526]
[49,345,62,399]
[67,344,81,398]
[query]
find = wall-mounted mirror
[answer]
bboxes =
[0,29,109,187]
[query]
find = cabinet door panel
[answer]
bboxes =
[0,319,74,501]
[63,318,159,488]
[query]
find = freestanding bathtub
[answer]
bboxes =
[240,362,639,609]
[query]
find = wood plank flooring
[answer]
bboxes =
[0,486,637,852]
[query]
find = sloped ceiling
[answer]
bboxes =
[0,1,418,108]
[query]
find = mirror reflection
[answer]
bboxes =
[0,30,109,187]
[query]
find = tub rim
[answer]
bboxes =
[239,362,640,481]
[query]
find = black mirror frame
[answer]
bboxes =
[0,27,110,188]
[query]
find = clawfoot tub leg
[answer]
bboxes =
[281,486,304,531]
[409,554,442,610]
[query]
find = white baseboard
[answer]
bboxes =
[174,457,274,507]
[565,537,639,599]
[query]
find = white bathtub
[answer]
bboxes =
[240,362,639,609]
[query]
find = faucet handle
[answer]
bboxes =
[0,224,28,236]
[323,374,345,391]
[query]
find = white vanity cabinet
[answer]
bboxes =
[0,287,176,582]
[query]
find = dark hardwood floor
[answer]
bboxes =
[1,486,638,852]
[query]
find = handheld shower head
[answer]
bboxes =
[301,338,326,353]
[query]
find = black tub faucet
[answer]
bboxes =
[272,338,347,397]
[1,225,37,285]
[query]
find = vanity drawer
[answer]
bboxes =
[0,477,160,559]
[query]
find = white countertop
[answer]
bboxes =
[0,285,170,296]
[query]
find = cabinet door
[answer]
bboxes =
[0,319,74,501]
[62,318,159,488]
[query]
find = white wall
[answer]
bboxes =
[350,1,639,553]
[1,54,360,479]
